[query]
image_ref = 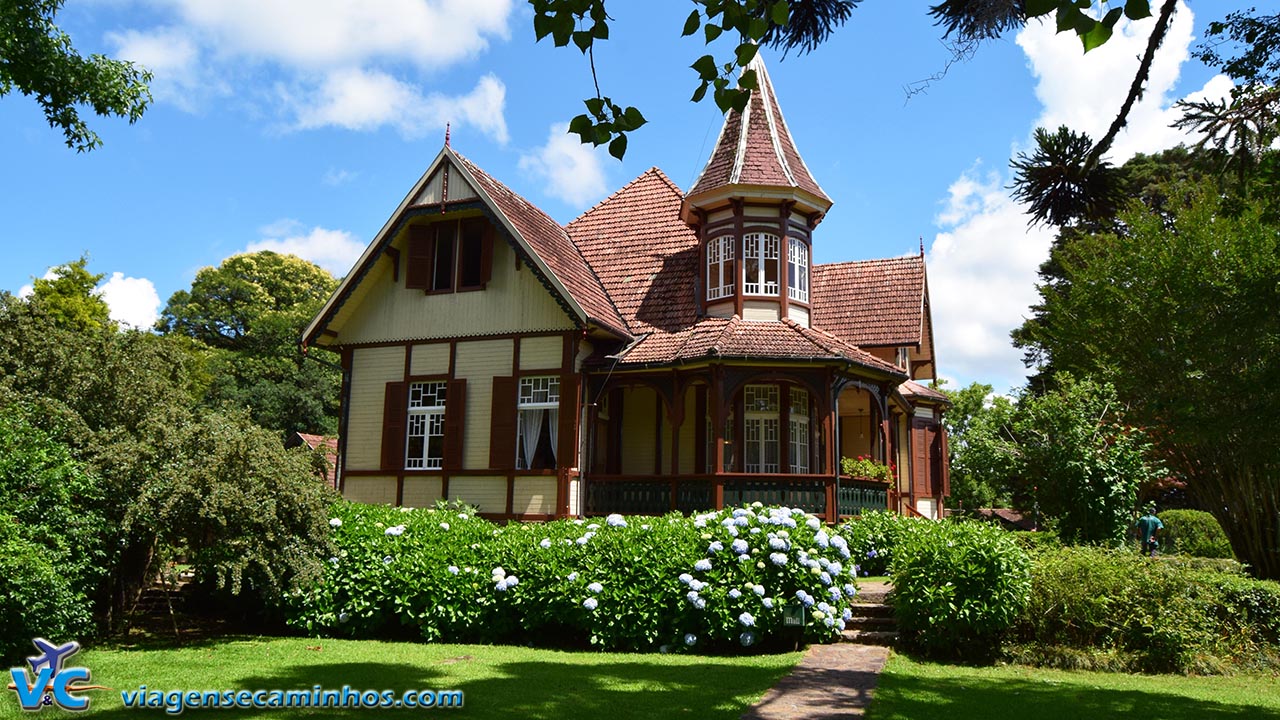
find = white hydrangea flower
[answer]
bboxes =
[329,518,342,528]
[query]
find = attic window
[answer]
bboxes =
[707,234,735,301]
[405,218,493,293]
[744,233,780,296]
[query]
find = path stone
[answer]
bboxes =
[741,643,891,720]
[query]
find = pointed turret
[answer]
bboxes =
[683,54,831,223]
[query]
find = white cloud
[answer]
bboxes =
[285,70,508,142]
[246,221,365,277]
[928,2,1233,393]
[16,269,57,299]
[109,0,515,137]
[98,273,162,329]
[323,168,357,186]
[518,123,610,207]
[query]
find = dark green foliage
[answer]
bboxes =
[941,382,1016,511]
[0,519,94,664]
[1010,126,1125,227]
[1160,510,1234,560]
[157,251,340,434]
[889,520,1031,660]
[1013,546,1280,673]
[287,503,861,652]
[0,0,152,151]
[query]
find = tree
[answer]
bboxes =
[1,0,152,151]
[157,252,341,434]
[26,255,112,332]
[532,1,1168,157]
[1020,181,1280,577]
[941,382,1015,510]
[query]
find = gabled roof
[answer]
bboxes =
[811,255,927,347]
[899,379,950,405]
[599,315,904,378]
[568,168,699,334]
[303,147,630,346]
[686,54,830,210]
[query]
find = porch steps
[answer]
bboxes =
[842,582,898,647]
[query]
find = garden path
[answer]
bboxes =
[741,581,893,719]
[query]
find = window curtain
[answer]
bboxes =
[519,409,543,469]
[547,408,559,465]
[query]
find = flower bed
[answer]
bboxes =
[285,502,862,652]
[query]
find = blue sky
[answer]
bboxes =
[0,1,1234,392]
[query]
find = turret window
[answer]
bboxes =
[788,237,809,303]
[707,234,736,301]
[744,232,780,296]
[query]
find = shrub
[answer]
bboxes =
[1012,546,1280,673]
[0,518,95,664]
[838,511,921,575]
[285,503,862,652]
[889,520,1031,660]
[1160,509,1233,559]
[841,456,894,482]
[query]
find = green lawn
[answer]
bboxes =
[869,654,1280,720]
[2,638,800,719]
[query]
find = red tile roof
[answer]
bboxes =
[687,56,829,206]
[568,168,699,334]
[601,315,903,377]
[453,151,631,339]
[899,379,950,404]
[811,256,926,347]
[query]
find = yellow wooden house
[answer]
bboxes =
[303,56,950,521]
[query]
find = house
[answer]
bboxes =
[303,56,950,522]
[286,431,341,489]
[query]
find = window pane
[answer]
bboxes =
[459,221,484,287]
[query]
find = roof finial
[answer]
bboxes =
[444,122,451,147]
[919,236,924,256]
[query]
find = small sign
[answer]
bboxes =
[782,600,805,628]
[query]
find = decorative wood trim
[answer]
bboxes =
[733,199,745,318]
[779,202,792,319]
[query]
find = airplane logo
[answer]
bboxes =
[27,639,80,676]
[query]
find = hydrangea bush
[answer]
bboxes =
[285,502,861,652]
[838,510,922,576]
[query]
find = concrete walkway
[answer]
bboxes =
[741,582,894,720]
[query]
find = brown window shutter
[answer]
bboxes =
[405,226,435,290]
[443,379,467,470]
[489,376,518,470]
[938,425,951,497]
[911,419,928,497]
[479,222,495,285]
[381,382,407,471]
[557,374,580,469]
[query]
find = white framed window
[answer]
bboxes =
[517,376,560,470]
[406,381,448,469]
[743,232,780,296]
[707,234,736,301]
[788,237,809,303]
[789,387,810,473]
[744,385,780,473]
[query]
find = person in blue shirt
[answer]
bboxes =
[1135,504,1164,557]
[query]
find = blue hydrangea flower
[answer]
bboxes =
[382,555,393,565]
[738,612,755,627]
[539,538,552,549]
[568,572,579,581]
[606,513,627,527]
[836,618,846,631]
[731,539,750,554]
[829,587,843,601]
[796,590,815,607]
[830,535,848,549]
[769,537,788,551]
[817,601,832,613]
[689,579,705,592]
[694,558,713,572]
[721,518,737,528]
[329,518,342,528]
[708,541,724,553]
[338,612,350,623]
[842,607,853,621]
[328,556,339,565]
[728,588,742,599]
[740,631,757,647]
[769,553,788,566]
[824,616,836,627]
[752,584,766,596]
[583,597,598,610]
[815,531,830,548]
[447,565,459,575]
[684,633,697,646]
[686,590,700,604]
[867,548,879,559]
[679,573,694,585]
[806,516,821,530]
[762,598,775,609]
[507,575,519,587]
[781,517,797,529]
[457,513,468,520]
[385,525,405,536]
[587,582,603,594]
[734,515,749,527]
[727,526,739,537]
[439,522,450,530]
[820,572,832,585]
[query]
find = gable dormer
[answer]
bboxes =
[681,54,832,328]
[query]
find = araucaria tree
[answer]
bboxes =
[1020,183,1280,577]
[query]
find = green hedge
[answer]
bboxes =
[0,518,95,664]
[1159,509,1234,559]
[837,511,923,576]
[1011,546,1280,673]
[285,502,862,652]
[889,520,1031,660]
